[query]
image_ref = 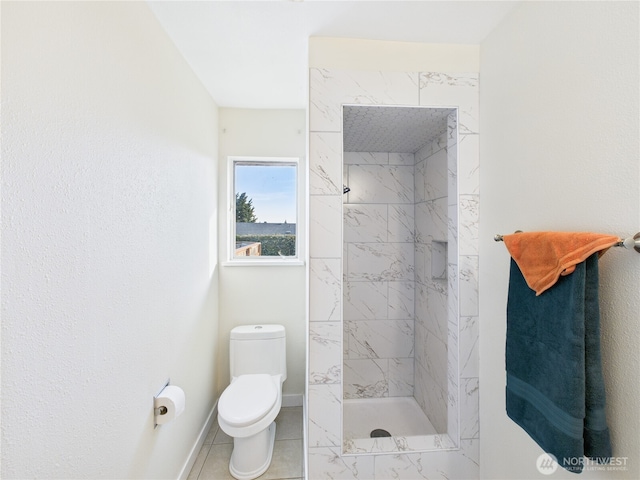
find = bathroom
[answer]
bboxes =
[2,2,639,480]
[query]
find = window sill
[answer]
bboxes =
[222,259,305,267]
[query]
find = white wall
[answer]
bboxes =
[309,37,479,73]
[1,2,219,479]
[479,2,640,479]
[217,108,306,399]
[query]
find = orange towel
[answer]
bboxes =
[502,231,620,295]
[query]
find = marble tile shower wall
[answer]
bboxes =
[414,133,449,434]
[308,68,479,479]
[343,151,416,400]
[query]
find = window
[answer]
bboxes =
[229,157,300,263]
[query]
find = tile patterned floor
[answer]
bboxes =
[188,407,304,480]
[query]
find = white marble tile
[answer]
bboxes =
[459,255,479,317]
[447,140,458,202]
[344,204,388,243]
[310,195,342,258]
[419,72,479,135]
[420,72,479,89]
[414,158,426,203]
[343,433,458,455]
[343,281,387,320]
[415,132,447,162]
[458,134,479,196]
[310,68,420,132]
[414,243,427,286]
[414,281,447,342]
[310,132,343,195]
[388,358,414,397]
[394,433,457,452]
[345,320,414,360]
[458,194,478,256]
[458,107,480,136]
[414,322,426,366]
[417,327,448,392]
[431,240,447,280]
[388,205,414,243]
[433,279,450,341]
[460,377,479,440]
[374,439,479,479]
[308,446,375,480]
[343,435,399,454]
[459,316,479,378]
[343,151,388,165]
[414,361,448,434]
[347,165,414,204]
[424,147,448,201]
[309,322,342,385]
[415,199,447,244]
[308,384,341,447]
[388,282,414,320]
[347,242,414,282]
[343,358,388,398]
[447,203,458,256]
[310,258,341,321]
[447,111,458,148]
[414,282,427,330]
[389,153,415,165]
[447,344,460,441]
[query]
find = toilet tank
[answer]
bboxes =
[229,324,287,381]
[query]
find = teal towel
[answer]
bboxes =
[506,253,612,473]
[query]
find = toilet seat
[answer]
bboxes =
[219,374,277,427]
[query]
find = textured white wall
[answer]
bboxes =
[1,2,219,478]
[217,108,307,399]
[479,2,640,479]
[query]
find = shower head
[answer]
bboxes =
[343,185,351,194]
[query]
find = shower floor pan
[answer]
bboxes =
[343,397,456,454]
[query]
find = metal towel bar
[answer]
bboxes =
[494,232,640,253]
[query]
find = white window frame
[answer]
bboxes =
[226,156,303,266]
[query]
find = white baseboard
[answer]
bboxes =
[178,400,218,480]
[282,393,303,407]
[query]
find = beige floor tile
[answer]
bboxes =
[262,439,303,480]
[203,421,219,445]
[275,407,303,441]
[213,425,233,444]
[186,444,212,480]
[198,443,235,480]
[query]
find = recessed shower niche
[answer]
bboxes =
[342,105,459,453]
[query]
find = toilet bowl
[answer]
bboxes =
[217,325,286,480]
[218,374,283,479]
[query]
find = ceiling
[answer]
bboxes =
[148,1,519,109]
[343,105,453,153]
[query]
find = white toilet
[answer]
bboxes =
[217,324,286,480]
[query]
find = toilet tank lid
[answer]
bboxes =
[230,324,285,340]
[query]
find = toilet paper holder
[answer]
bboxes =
[154,405,168,416]
[154,379,187,428]
[154,379,171,428]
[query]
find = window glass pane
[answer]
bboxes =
[234,162,297,258]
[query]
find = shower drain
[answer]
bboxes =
[370,428,392,438]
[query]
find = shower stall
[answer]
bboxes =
[341,105,459,453]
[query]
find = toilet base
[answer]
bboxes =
[229,421,276,480]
